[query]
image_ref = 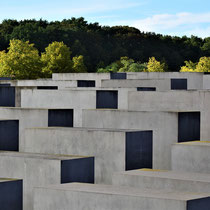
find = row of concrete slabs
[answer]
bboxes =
[0,72,210,209]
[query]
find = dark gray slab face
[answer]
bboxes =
[137,87,156,91]
[0,77,11,80]
[0,84,11,87]
[96,90,118,109]
[187,197,210,210]
[110,72,127,79]
[37,86,58,89]
[61,157,94,184]
[77,80,95,87]
[126,131,153,170]
[178,112,200,143]
[171,78,187,90]
[0,87,15,107]
[0,180,23,210]
[0,120,19,151]
[48,109,73,127]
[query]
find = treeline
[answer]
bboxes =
[0,17,210,72]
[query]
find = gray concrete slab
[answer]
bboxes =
[112,169,210,193]
[172,141,210,174]
[101,78,171,91]
[82,109,178,169]
[22,127,152,184]
[127,90,210,140]
[34,182,210,210]
[126,72,203,90]
[0,151,94,210]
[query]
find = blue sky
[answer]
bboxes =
[0,0,209,38]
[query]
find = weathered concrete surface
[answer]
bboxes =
[34,183,210,210]
[22,127,152,184]
[52,73,110,87]
[172,141,210,174]
[20,88,136,126]
[101,79,171,91]
[126,72,203,90]
[127,90,210,140]
[82,109,178,169]
[0,151,94,210]
[112,169,210,193]
[0,178,22,210]
[0,108,48,150]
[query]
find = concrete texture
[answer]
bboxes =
[0,107,48,150]
[0,151,94,210]
[101,79,171,91]
[22,127,152,184]
[172,141,210,174]
[127,90,210,141]
[20,88,136,126]
[126,72,203,90]
[34,182,210,210]
[112,169,210,193]
[0,178,22,210]
[82,109,178,169]
[52,73,110,87]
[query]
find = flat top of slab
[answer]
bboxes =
[116,169,210,182]
[0,178,22,182]
[0,151,91,160]
[175,141,210,146]
[35,183,210,201]
[27,127,149,133]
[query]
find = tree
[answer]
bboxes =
[180,57,210,72]
[72,55,87,72]
[41,41,73,77]
[0,39,42,79]
[146,57,165,72]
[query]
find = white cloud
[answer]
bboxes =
[127,12,210,37]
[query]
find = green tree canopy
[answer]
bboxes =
[180,57,210,72]
[72,55,87,73]
[146,57,165,72]
[41,41,73,77]
[0,39,42,79]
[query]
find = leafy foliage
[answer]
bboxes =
[180,57,210,72]
[0,39,42,79]
[146,57,166,72]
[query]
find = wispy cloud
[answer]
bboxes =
[128,12,210,37]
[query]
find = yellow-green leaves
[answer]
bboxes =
[146,57,165,72]
[180,57,210,72]
[72,55,87,73]
[41,41,73,77]
[0,39,42,79]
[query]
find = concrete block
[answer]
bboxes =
[127,90,210,140]
[126,72,203,90]
[0,151,94,210]
[82,109,202,169]
[48,109,73,127]
[0,178,22,210]
[22,127,152,184]
[34,183,210,210]
[20,88,136,126]
[0,86,15,107]
[172,141,210,174]
[52,73,110,87]
[112,169,210,193]
[101,78,171,91]
[0,120,19,151]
